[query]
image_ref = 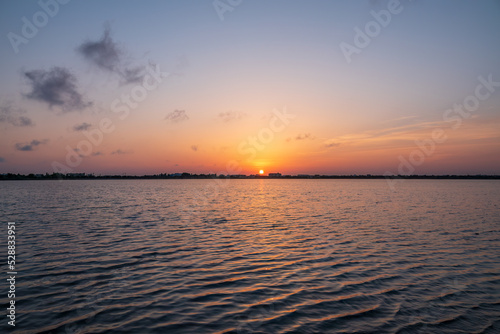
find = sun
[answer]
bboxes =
[259,170,264,175]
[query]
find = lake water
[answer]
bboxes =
[1,179,499,333]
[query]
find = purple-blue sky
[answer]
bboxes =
[0,0,499,175]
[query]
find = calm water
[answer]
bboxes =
[1,179,499,333]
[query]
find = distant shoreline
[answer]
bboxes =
[1,173,499,181]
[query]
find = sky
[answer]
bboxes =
[0,0,499,176]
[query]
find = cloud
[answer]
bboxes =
[295,133,314,140]
[23,67,92,112]
[165,109,189,123]
[77,25,146,85]
[0,157,5,163]
[10,116,34,127]
[0,102,35,127]
[380,115,417,124]
[287,133,314,142]
[191,145,198,152]
[120,66,146,85]
[73,147,103,158]
[73,122,92,131]
[15,139,48,151]
[78,25,120,72]
[317,120,441,152]
[324,139,341,148]
[111,149,132,155]
[218,111,246,122]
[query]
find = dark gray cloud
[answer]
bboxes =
[77,25,146,85]
[0,157,5,163]
[23,67,92,112]
[15,139,48,151]
[191,145,198,152]
[78,26,120,72]
[218,111,246,122]
[0,102,34,127]
[73,122,92,131]
[165,109,189,123]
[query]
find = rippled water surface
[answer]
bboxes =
[1,179,500,333]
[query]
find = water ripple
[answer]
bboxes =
[0,179,499,333]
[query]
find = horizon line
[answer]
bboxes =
[1,172,500,180]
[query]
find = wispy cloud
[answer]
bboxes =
[319,116,500,154]
[218,111,246,122]
[15,139,48,151]
[120,66,145,85]
[191,145,198,152]
[23,67,92,112]
[77,24,146,85]
[165,109,189,123]
[73,147,104,158]
[380,115,417,124]
[0,157,5,163]
[73,122,92,131]
[287,133,315,142]
[10,116,33,127]
[324,139,341,148]
[0,102,34,127]
[321,120,446,150]
[111,149,132,155]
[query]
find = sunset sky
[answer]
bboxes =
[1,0,499,175]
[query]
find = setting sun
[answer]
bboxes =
[259,170,264,175]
